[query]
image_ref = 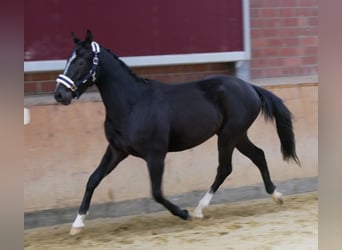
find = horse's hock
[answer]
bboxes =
[24,82,317,224]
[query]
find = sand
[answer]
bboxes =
[24,192,317,250]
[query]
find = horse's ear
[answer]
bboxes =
[85,29,93,44]
[71,32,80,44]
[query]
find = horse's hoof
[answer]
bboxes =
[192,208,204,219]
[179,209,190,220]
[70,227,83,235]
[272,190,284,205]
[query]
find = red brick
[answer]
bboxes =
[250,0,264,8]
[295,47,306,56]
[251,18,267,28]
[252,58,283,68]
[301,26,318,36]
[295,7,319,16]
[278,27,299,37]
[134,64,234,83]
[263,48,280,57]
[308,17,319,26]
[267,38,283,47]
[282,37,300,46]
[281,18,298,27]
[262,18,282,29]
[300,36,318,46]
[209,63,233,71]
[262,0,281,7]
[284,57,302,66]
[251,58,267,68]
[264,67,283,77]
[135,64,225,75]
[262,8,278,18]
[251,68,281,78]
[263,28,278,37]
[24,74,32,82]
[252,38,268,48]
[304,46,318,55]
[297,17,310,26]
[269,58,285,67]
[40,81,57,93]
[302,56,317,65]
[283,67,298,76]
[26,73,50,81]
[251,29,264,38]
[280,0,297,7]
[250,8,262,18]
[252,49,264,57]
[24,82,37,94]
[252,63,318,78]
[280,47,297,57]
[29,72,59,81]
[279,8,295,17]
[35,82,42,93]
[251,69,264,78]
[298,0,318,7]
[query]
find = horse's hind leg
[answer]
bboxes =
[146,154,190,220]
[236,134,283,204]
[70,145,128,235]
[193,134,235,218]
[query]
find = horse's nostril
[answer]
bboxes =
[55,92,63,101]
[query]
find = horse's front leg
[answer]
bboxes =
[70,145,128,235]
[146,154,190,220]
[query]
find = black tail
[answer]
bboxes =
[252,85,300,165]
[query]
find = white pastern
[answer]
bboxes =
[272,190,283,204]
[72,213,87,228]
[70,213,88,235]
[193,191,214,218]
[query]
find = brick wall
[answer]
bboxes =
[24,63,235,95]
[250,0,318,78]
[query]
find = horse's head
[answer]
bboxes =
[54,30,100,105]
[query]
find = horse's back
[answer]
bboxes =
[167,75,261,120]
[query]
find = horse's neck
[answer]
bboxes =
[96,52,150,122]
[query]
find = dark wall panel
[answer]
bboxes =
[25,0,243,61]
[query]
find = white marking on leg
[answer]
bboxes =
[70,213,88,235]
[193,190,214,218]
[272,190,283,204]
[72,213,87,228]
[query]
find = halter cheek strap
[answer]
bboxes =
[56,41,100,98]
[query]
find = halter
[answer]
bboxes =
[56,41,100,98]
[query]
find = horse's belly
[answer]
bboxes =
[168,133,216,152]
[168,119,220,152]
[166,92,223,152]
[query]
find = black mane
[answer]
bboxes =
[103,47,149,84]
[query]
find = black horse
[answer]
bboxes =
[54,30,299,235]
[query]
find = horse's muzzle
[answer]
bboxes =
[54,87,73,105]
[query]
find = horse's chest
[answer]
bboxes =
[104,121,128,149]
[104,121,148,156]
